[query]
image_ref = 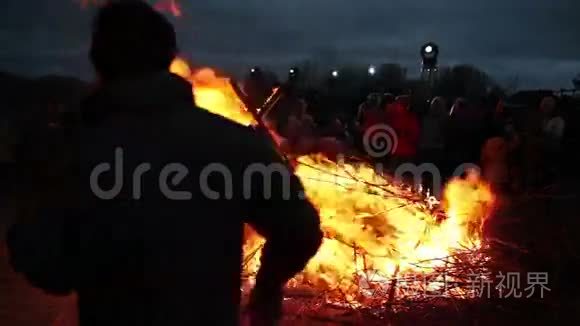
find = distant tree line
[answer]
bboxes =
[243,62,505,123]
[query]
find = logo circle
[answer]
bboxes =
[363,124,398,158]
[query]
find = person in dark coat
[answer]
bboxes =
[446,98,485,168]
[7,2,322,326]
[418,96,447,196]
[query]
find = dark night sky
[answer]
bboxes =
[1,0,579,89]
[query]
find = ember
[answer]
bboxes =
[171,58,497,306]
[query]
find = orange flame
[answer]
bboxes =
[169,56,192,79]
[170,57,496,299]
[171,58,256,126]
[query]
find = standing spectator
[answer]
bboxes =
[243,67,272,110]
[280,102,317,154]
[522,95,565,189]
[541,96,565,151]
[540,96,565,183]
[388,95,420,170]
[418,97,447,194]
[447,98,485,167]
[381,93,396,117]
[272,102,349,158]
[521,97,547,189]
[356,93,385,133]
[419,97,447,161]
[263,85,307,139]
[354,93,384,154]
[481,122,520,194]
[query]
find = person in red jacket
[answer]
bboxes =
[387,95,420,169]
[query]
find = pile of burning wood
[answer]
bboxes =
[170,58,498,323]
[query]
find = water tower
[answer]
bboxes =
[420,42,439,85]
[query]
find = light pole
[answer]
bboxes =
[420,42,439,86]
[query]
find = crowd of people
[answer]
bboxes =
[259,87,570,196]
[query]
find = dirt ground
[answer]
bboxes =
[0,192,76,326]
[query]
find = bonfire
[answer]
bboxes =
[169,58,497,322]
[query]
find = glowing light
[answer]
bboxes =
[331,70,339,78]
[368,65,376,76]
[425,45,433,53]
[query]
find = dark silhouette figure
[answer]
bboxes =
[243,67,273,111]
[7,2,322,325]
[446,98,485,167]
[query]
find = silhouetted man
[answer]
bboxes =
[7,2,322,325]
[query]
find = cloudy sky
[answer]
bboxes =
[1,0,579,89]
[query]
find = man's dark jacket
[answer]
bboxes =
[8,73,322,325]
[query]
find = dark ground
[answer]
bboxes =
[0,193,74,326]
